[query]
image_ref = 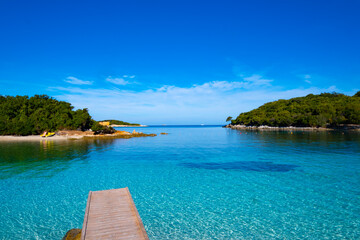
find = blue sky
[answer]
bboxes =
[1,0,359,124]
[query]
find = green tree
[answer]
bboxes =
[231,92,360,128]
[0,95,95,135]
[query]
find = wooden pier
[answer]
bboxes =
[81,188,149,240]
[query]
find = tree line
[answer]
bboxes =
[231,92,360,127]
[101,119,140,126]
[0,95,113,135]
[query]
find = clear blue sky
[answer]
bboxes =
[1,0,359,124]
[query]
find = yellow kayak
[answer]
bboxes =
[41,132,55,137]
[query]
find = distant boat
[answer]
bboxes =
[200,124,205,126]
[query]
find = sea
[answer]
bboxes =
[0,125,359,239]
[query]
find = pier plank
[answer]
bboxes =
[81,188,149,240]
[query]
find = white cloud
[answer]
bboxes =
[50,75,340,124]
[243,74,273,87]
[106,77,129,85]
[106,75,135,85]
[64,76,93,85]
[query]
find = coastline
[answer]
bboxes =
[0,130,156,141]
[110,124,147,127]
[0,135,77,141]
[224,124,360,131]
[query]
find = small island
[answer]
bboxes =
[226,92,360,131]
[0,94,155,139]
[98,119,147,127]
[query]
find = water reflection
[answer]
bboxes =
[180,161,299,172]
[0,138,117,179]
[228,129,360,155]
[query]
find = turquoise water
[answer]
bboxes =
[0,126,359,239]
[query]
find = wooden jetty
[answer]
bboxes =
[81,187,149,240]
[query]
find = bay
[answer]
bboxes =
[0,126,359,239]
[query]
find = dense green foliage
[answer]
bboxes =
[102,119,140,126]
[0,95,112,135]
[232,92,360,127]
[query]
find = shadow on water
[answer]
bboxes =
[0,138,117,179]
[180,161,299,172]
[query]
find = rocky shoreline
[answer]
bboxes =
[224,124,360,131]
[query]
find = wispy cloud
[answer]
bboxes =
[304,74,311,84]
[123,75,135,79]
[106,75,135,85]
[64,76,93,85]
[243,74,273,87]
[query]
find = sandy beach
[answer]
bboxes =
[0,135,84,141]
[0,130,157,141]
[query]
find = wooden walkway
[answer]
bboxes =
[81,188,149,240]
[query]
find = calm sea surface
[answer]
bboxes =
[0,126,359,239]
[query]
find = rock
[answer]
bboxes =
[160,132,168,135]
[115,130,131,135]
[62,229,81,240]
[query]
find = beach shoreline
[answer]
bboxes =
[0,130,156,141]
[0,135,77,141]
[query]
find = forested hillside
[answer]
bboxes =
[0,95,108,135]
[102,120,140,126]
[232,92,360,127]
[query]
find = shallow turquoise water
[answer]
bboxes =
[0,126,359,239]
